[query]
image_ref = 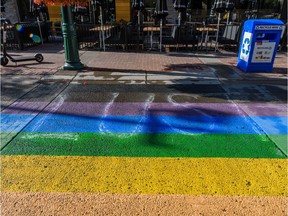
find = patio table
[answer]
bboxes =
[89,25,115,50]
[186,21,203,25]
[196,27,218,50]
[207,23,225,27]
[143,27,161,49]
[143,21,154,25]
[89,26,114,31]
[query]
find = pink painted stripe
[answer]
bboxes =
[1,102,286,116]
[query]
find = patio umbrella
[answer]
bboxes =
[210,0,226,18]
[247,0,258,18]
[30,0,33,12]
[132,0,145,51]
[188,0,202,19]
[154,0,168,51]
[225,0,235,24]
[248,0,258,10]
[212,0,228,51]
[132,0,145,11]
[132,0,145,25]
[73,5,88,23]
[240,0,258,18]
[154,0,168,19]
[95,0,105,51]
[173,0,187,25]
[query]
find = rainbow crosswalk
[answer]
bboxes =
[1,100,287,214]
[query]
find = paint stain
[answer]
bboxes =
[164,64,205,71]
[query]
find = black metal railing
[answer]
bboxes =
[1,21,52,50]
[73,22,204,52]
[0,20,258,53]
[1,24,19,49]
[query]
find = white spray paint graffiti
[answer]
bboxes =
[27,95,66,133]
[99,92,119,134]
[166,93,215,134]
[130,94,155,136]
[21,133,79,141]
[99,93,155,138]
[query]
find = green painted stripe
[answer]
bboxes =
[268,135,288,155]
[1,133,286,158]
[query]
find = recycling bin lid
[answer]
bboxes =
[244,19,284,28]
[243,19,284,32]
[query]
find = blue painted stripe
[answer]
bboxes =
[1,114,287,134]
[1,114,36,133]
[250,116,288,135]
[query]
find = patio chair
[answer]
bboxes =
[178,25,199,51]
[211,24,240,51]
[126,24,144,51]
[105,26,127,51]
[162,25,179,51]
[279,23,287,52]
[76,23,100,49]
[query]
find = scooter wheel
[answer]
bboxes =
[35,54,44,63]
[1,56,9,66]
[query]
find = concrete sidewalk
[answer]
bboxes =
[1,43,287,108]
[1,43,287,77]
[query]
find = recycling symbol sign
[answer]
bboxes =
[242,37,250,55]
[240,32,252,62]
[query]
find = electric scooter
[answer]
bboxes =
[1,25,44,66]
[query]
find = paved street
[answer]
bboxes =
[1,44,287,215]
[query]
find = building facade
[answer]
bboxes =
[1,0,286,24]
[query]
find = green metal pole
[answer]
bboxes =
[61,6,84,70]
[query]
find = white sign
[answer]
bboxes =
[240,32,252,62]
[255,25,283,30]
[251,41,276,63]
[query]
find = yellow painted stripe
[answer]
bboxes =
[1,156,287,196]
[2,192,287,215]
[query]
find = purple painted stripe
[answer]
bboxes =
[2,102,286,116]
[237,104,287,117]
[1,101,50,115]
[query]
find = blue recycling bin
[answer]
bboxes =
[237,19,284,72]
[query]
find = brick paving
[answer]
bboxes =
[80,51,205,72]
[218,50,288,76]
[1,43,287,79]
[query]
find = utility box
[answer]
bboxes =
[237,19,284,72]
